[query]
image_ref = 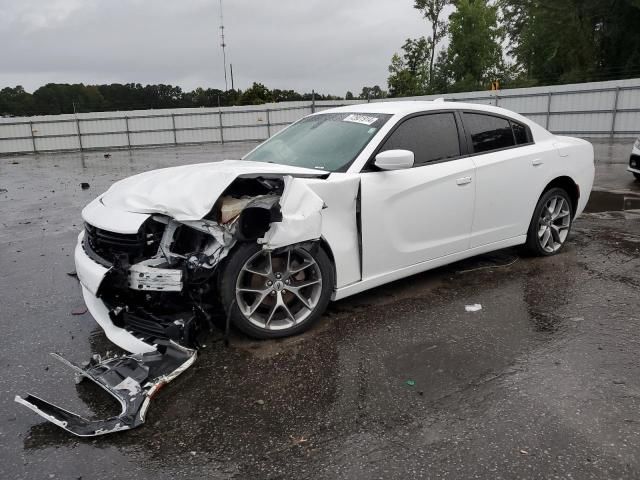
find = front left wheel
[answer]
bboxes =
[219,242,334,339]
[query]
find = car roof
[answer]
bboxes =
[318,100,553,139]
[319,100,514,117]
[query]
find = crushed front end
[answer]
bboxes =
[15,171,326,437]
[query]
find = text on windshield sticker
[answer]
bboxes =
[343,114,379,126]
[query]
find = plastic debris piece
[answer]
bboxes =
[520,449,529,455]
[80,182,90,190]
[465,304,482,312]
[406,380,416,387]
[66,271,78,277]
[71,307,88,316]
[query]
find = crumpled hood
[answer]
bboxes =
[100,160,325,220]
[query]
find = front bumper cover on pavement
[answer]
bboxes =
[15,340,196,437]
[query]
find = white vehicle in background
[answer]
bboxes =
[628,137,640,181]
[71,100,595,352]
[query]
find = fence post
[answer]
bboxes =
[311,90,316,114]
[611,86,620,139]
[75,117,83,151]
[124,116,131,148]
[171,114,177,145]
[219,109,225,144]
[545,92,553,130]
[266,108,271,138]
[29,121,37,153]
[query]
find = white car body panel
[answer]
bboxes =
[82,197,149,234]
[470,142,551,247]
[360,157,476,278]
[74,100,595,353]
[260,176,325,249]
[101,160,324,221]
[305,175,362,288]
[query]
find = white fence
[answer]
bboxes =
[2,78,640,155]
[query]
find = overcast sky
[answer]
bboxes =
[0,0,433,95]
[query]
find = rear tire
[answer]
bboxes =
[634,173,640,181]
[525,188,574,257]
[219,242,334,339]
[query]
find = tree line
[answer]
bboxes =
[3,0,640,116]
[387,0,640,97]
[0,82,350,117]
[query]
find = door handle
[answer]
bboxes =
[456,176,473,186]
[532,158,543,167]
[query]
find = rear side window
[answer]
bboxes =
[464,113,515,153]
[511,121,529,145]
[379,113,461,166]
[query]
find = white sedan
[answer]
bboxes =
[75,101,594,352]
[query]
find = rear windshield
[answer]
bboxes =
[243,112,392,172]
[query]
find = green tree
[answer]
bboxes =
[359,85,386,100]
[414,0,450,84]
[388,38,430,96]
[446,0,504,90]
[239,82,272,105]
[345,91,354,100]
[501,0,640,85]
[0,86,34,116]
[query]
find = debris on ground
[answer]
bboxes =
[70,307,88,316]
[465,304,483,312]
[104,153,112,159]
[406,380,416,386]
[290,435,308,445]
[80,182,90,190]
[15,340,196,437]
[0,188,8,193]
[66,271,78,278]
[520,449,529,455]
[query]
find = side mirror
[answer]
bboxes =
[374,150,415,171]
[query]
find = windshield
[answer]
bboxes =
[243,112,392,172]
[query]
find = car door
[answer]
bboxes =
[359,111,476,279]
[462,112,547,248]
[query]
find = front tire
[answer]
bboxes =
[219,242,334,339]
[525,188,574,256]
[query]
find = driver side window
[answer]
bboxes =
[379,113,461,167]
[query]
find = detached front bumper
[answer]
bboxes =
[75,231,156,354]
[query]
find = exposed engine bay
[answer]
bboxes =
[86,176,289,348]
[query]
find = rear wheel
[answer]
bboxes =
[219,242,334,339]
[525,188,573,256]
[634,172,640,181]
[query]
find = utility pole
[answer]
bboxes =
[219,0,228,91]
[230,63,235,91]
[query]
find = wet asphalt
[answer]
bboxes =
[1,139,640,479]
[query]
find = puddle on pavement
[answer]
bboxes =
[585,190,640,213]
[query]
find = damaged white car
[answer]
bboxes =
[17,101,594,436]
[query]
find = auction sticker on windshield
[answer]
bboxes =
[343,114,379,126]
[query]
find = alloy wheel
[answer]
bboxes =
[235,247,323,331]
[537,195,571,253]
